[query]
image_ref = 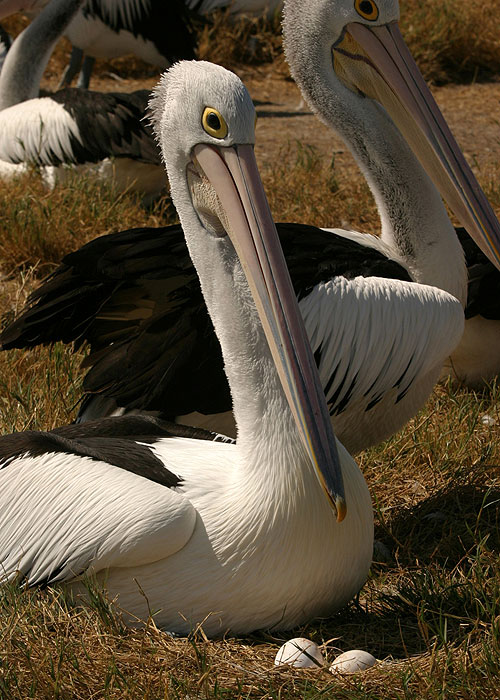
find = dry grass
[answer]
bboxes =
[0,172,175,279]
[261,141,379,232]
[401,0,500,84]
[197,8,284,73]
[4,0,500,85]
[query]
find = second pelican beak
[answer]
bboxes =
[333,20,500,271]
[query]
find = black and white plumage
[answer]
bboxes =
[1,221,464,453]
[0,61,373,635]
[57,0,198,88]
[4,0,500,447]
[0,0,165,198]
[440,228,500,387]
[47,0,281,89]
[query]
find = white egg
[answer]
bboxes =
[329,649,377,673]
[274,638,325,668]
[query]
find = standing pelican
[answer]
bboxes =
[0,0,164,199]
[0,61,373,635]
[57,0,198,89]
[58,0,281,89]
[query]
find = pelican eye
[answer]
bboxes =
[354,0,379,21]
[202,107,228,139]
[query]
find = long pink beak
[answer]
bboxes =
[346,21,500,270]
[193,143,346,521]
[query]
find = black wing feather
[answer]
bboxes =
[0,415,233,484]
[456,227,500,320]
[48,89,160,165]
[0,223,412,420]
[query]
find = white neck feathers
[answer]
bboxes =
[283,8,466,304]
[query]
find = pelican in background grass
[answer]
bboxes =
[0,0,164,200]
[4,0,499,449]
[57,0,282,90]
[56,0,198,89]
[0,61,373,635]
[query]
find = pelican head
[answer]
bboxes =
[149,61,346,521]
[283,0,500,270]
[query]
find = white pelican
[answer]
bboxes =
[4,1,498,449]
[0,61,373,636]
[0,0,165,200]
[50,0,282,90]
[282,0,500,390]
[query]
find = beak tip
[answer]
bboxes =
[336,496,347,523]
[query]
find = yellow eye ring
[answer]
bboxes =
[202,107,228,139]
[354,0,379,21]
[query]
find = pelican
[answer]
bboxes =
[58,0,282,89]
[281,0,500,391]
[56,0,198,89]
[0,0,165,200]
[4,1,498,450]
[0,61,373,636]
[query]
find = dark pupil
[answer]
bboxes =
[359,0,373,14]
[207,112,221,131]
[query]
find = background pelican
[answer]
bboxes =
[0,0,164,199]
[56,0,197,89]
[282,0,500,390]
[4,0,498,452]
[57,0,282,89]
[0,60,373,636]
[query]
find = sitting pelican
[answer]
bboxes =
[2,0,496,449]
[0,61,373,636]
[0,0,164,200]
[281,0,500,391]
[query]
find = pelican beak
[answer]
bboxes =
[333,21,500,270]
[192,143,346,522]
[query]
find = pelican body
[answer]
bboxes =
[59,0,282,89]
[0,0,165,199]
[0,61,373,636]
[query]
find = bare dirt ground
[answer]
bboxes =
[41,60,500,233]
